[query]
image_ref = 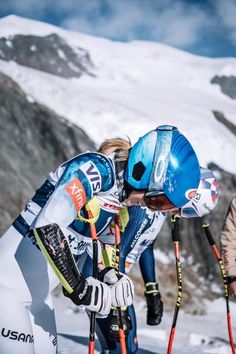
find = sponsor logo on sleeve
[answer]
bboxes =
[79,161,102,193]
[65,178,86,211]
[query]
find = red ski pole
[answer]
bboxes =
[114,214,127,354]
[87,209,99,354]
[167,214,182,354]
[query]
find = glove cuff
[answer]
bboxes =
[63,276,91,305]
[99,266,114,281]
[99,267,120,284]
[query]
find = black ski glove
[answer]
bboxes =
[107,308,132,342]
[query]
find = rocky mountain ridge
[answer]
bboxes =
[0,33,95,78]
[0,71,95,232]
[1,24,236,313]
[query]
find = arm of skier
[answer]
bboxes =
[221,197,236,297]
[32,154,115,315]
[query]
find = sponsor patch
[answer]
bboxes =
[185,189,197,200]
[103,202,122,212]
[65,178,86,211]
[79,161,102,193]
[1,328,34,343]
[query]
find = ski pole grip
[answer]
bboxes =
[171,214,181,242]
[202,223,215,246]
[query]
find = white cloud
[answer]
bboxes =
[61,0,213,49]
[213,0,236,45]
[1,0,236,54]
[146,3,212,47]
[0,0,52,16]
[61,2,146,41]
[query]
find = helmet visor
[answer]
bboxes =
[144,191,176,211]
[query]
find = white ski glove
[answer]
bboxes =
[110,273,134,307]
[85,277,111,316]
[63,276,111,317]
[99,267,134,307]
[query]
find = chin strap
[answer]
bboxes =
[114,159,127,202]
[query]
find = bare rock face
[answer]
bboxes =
[211,75,236,99]
[213,110,236,136]
[0,72,95,233]
[0,33,96,78]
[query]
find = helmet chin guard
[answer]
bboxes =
[181,167,219,218]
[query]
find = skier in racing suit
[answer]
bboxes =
[92,167,218,354]
[0,125,200,354]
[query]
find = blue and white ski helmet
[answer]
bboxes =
[125,125,200,207]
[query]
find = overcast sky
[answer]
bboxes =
[1,0,236,58]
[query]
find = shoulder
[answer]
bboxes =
[60,152,115,192]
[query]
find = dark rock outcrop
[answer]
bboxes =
[213,110,236,137]
[0,33,95,78]
[0,72,95,234]
[211,75,236,99]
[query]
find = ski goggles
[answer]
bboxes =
[144,191,177,211]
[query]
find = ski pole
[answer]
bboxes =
[167,214,182,354]
[114,214,127,354]
[87,209,99,354]
[202,223,236,354]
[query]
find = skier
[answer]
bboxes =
[0,125,200,354]
[221,196,236,297]
[87,167,219,354]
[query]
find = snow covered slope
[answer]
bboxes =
[54,293,236,354]
[0,15,236,173]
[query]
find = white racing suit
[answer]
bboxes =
[0,152,124,354]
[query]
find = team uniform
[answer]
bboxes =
[81,206,166,354]
[90,166,219,354]
[0,152,127,354]
[0,125,201,354]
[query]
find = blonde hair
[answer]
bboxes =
[98,137,131,161]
